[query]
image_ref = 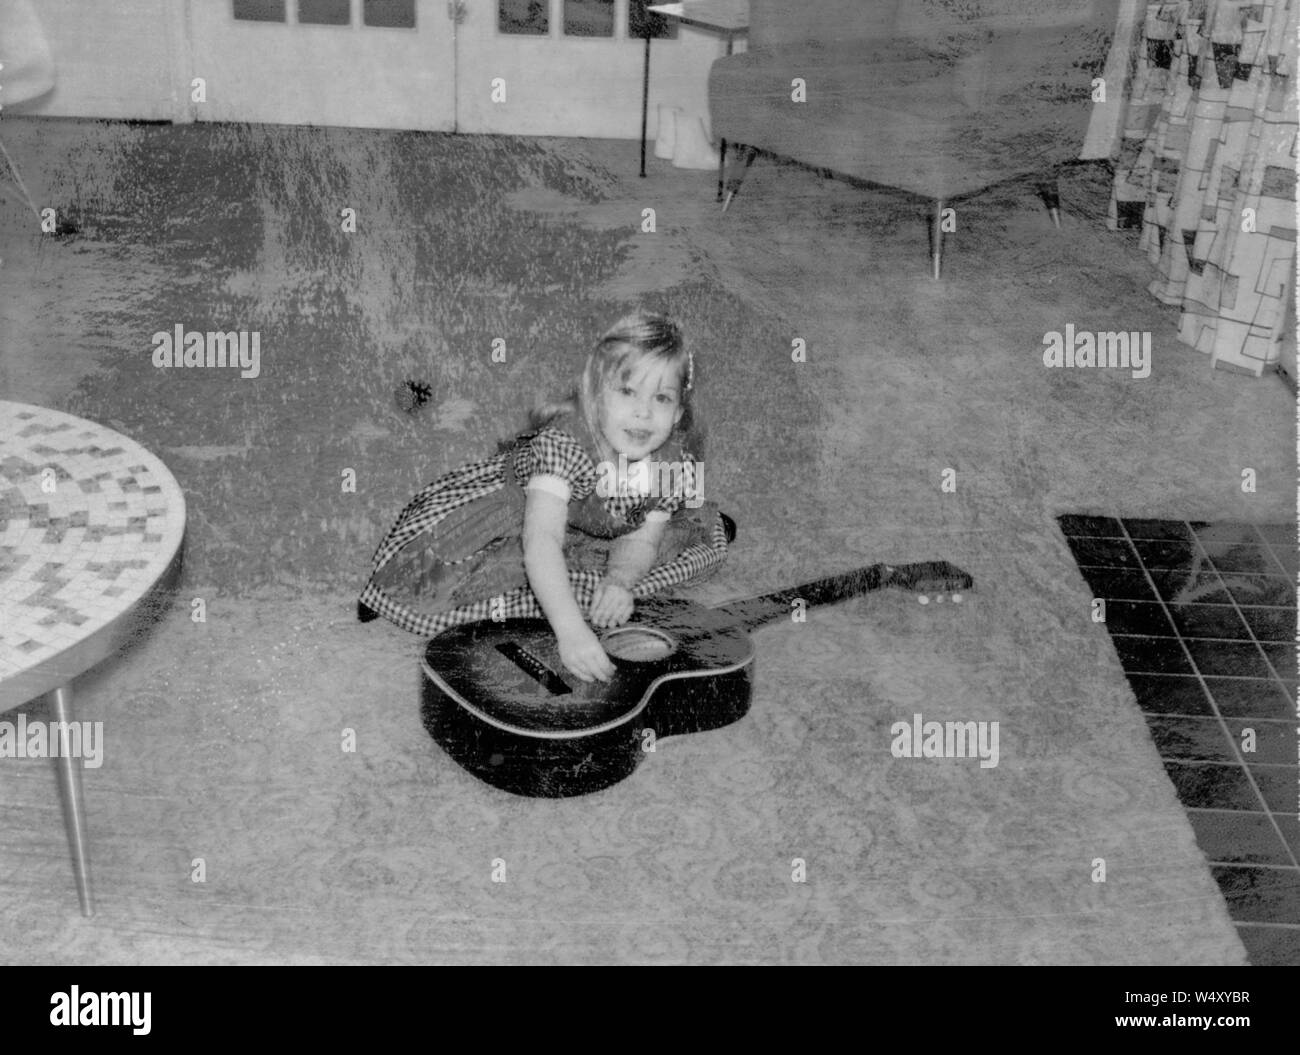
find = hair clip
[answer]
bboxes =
[684,349,695,392]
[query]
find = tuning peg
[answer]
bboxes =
[917,594,930,605]
[936,594,946,604]
[952,593,964,604]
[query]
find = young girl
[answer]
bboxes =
[357,310,734,683]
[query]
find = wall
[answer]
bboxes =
[6,0,742,139]
[9,0,183,121]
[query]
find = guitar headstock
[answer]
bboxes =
[878,561,974,604]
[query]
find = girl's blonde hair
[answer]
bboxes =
[530,310,701,461]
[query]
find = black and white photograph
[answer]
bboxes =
[0,0,1296,983]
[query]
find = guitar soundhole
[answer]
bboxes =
[600,626,676,662]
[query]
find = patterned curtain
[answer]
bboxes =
[1109,0,1297,376]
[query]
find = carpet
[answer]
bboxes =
[1,117,1282,963]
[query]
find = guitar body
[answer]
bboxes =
[421,596,755,797]
[420,561,973,797]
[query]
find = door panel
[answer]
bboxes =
[458,0,731,140]
[10,0,727,138]
[188,0,455,131]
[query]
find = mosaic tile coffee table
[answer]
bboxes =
[0,401,185,915]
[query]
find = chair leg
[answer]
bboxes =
[1037,178,1062,228]
[929,198,946,280]
[1,134,76,234]
[721,145,758,213]
[0,133,44,222]
[49,683,94,917]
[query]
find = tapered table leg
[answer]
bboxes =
[49,683,94,917]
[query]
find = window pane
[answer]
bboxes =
[564,0,613,37]
[233,0,286,22]
[628,0,677,39]
[499,0,548,35]
[364,0,415,28]
[298,0,350,24]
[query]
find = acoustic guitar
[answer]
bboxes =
[420,561,973,797]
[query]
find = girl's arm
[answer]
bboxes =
[590,515,668,628]
[624,513,730,597]
[522,487,616,683]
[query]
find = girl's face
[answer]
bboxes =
[598,354,684,462]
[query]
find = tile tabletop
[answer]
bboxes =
[0,402,186,710]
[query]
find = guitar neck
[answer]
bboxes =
[713,561,973,633]
[715,565,885,633]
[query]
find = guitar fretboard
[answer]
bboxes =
[714,561,971,633]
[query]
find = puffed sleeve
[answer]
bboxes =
[512,426,598,502]
[650,450,702,518]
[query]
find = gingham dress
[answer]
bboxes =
[358,417,728,637]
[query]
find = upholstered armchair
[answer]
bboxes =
[709,0,1122,277]
[0,0,57,223]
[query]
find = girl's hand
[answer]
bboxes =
[557,625,616,683]
[590,579,635,628]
